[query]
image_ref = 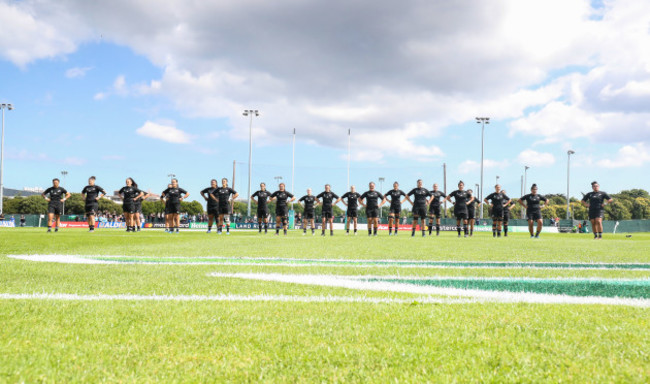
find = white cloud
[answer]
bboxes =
[135,121,193,144]
[458,159,510,174]
[596,143,650,168]
[517,149,556,167]
[62,157,87,166]
[65,66,92,78]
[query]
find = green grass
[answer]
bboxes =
[1,228,649,382]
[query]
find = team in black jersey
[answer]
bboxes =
[518,184,547,238]
[213,178,238,234]
[501,190,514,237]
[201,179,220,233]
[317,184,339,236]
[484,185,510,238]
[299,189,317,235]
[428,184,446,236]
[407,179,430,237]
[446,181,474,237]
[385,182,407,236]
[359,182,385,236]
[251,182,272,234]
[81,176,106,232]
[341,186,361,235]
[42,178,71,232]
[581,181,613,239]
[118,178,145,232]
[161,179,189,233]
[466,189,481,236]
[271,183,295,235]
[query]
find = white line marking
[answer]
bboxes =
[0,293,473,304]
[208,273,650,307]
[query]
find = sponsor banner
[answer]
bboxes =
[378,224,420,231]
[0,220,16,228]
[189,222,276,229]
[97,222,127,229]
[145,223,190,229]
[59,222,89,228]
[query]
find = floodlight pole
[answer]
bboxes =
[476,117,490,219]
[243,109,259,217]
[0,103,13,216]
[566,150,575,219]
[378,177,385,218]
[61,170,68,215]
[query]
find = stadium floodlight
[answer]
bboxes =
[567,150,575,219]
[476,117,490,219]
[274,176,283,187]
[0,103,13,216]
[378,177,385,218]
[243,109,260,218]
[167,173,176,182]
[61,170,68,215]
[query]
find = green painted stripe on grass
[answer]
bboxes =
[87,256,650,270]
[364,278,650,299]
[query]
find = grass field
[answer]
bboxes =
[1,228,649,382]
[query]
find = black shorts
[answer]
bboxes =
[468,210,476,220]
[303,210,315,220]
[412,206,427,218]
[454,208,468,220]
[48,203,63,215]
[85,202,99,215]
[123,202,136,214]
[366,208,379,218]
[347,209,358,218]
[257,207,269,219]
[322,207,333,219]
[589,210,604,220]
[276,206,289,218]
[428,205,442,218]
[165,202,181,214]
[503,212,510,223]
[491,209,504,221]
[207,206,219,216]
[389,206,401,215]
[135,201,143,214]
[526,211,542,221]
[218,205,231,215]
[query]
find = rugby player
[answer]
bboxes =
[161,179,189,234]
[581,181,613,239]
[467,189,481,237]
[42,178,71,232]
[270,183,295,235]
[384,182,407,236]
[134,188,149,232]
[445,181,473,237]
[251,182,272,234]
[518,184,547,238]
[119,178,144,232]
[406,179,430,237]
[81,176,106,232]
[317,184,339,236]
[162,183,172,232]
[484,185,509,238]
[213,178,238,235]
[501,189,514,237]
[298,188,317,235]
[427,183,446,236]
[341,186,361,235]
[359,182,385,236]
[201,179,220,233]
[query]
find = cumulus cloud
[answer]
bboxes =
[596,143,650,168]
[458,159,510,174]
[136,121,193,144]
[65,66,92,78]
[517,149,556,167]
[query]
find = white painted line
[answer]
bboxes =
[209,273,650,307]
[0,293,473,304]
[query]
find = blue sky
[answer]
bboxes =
[1,0,649,204]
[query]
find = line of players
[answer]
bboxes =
[41,177,613,239]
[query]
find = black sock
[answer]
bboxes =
[346,228,350,233]
[421,230,425,236]
[264,224,268,233]
[598,232,602,238]
[226,225,230,233]
[330,230,333,235]
[457,226,461,235]
[312,228,315,234]
[276,228,279,234]
[284,229,287,235]
[412,228,416,236]
[389,227,392,234]
[322,229,325,235]
[436,225,440,235]
[354,228,357,233]
[497,230,501,237]
[368,228,372,235]
[504,225,508,235]
[373,228,377,235]
[536,230,541,236]
[464,225,468,235]
[429,224,432,235]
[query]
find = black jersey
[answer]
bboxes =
[341,192,361,209]
[385,189,406,208]
[521,194,547,213]
[360,190,384,210]
[201,187,219,207]
[429,190,446,207]
[162,187,187,204]
[485,192,510,211]
[468,198,480,211]
[299,195,316,212]
[582,191,612,209]
[407,187,431,207]
[449,190,471,212]
[271,190,294,208]
[43,187,68,203]
[81,185,106,203]
[213,187,237,206]
[119,186,142,203]
[252,190,272,209]
[317,191,339,208]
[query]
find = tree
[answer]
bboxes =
[619,189,649,199]
[17,195,48,214]
[63,193,85,215]
[181,200,204,215]
[632,197,650,219]
[605,200,632,220]
[98,198,123,215]
[142,200,164,215]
